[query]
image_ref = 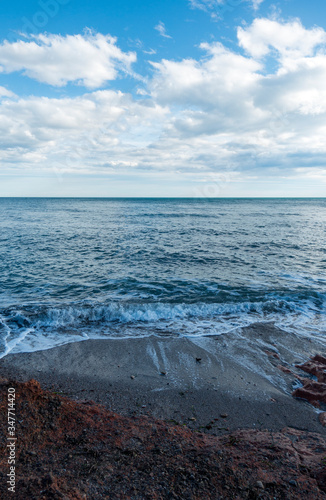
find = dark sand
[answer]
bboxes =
[1,322,325,435]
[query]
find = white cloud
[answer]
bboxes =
[0,31,136,88]
[1,18,326,194]
[238,18,326,59]
[147,19,326,177]
[189,0,223,11]
[251,0,264,10]
[0,89,170,174]
[149,42,262,128]
[0,86,15,98]
[143,48,157,55]
[154,21,172,39]
[189,0,264,17]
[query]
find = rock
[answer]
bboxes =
[313,354,326,365]
[220,414,228,418]
[264,350,280,359]
[130,375,135,380]
[319,412,326,427]
[292,380,326,405]
[196,358,202,362]
[296,358,326,383]
[292,354,326,414]
[277,365,293,375]
[2,375,326,499]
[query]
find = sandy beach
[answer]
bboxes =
[2,322,326,498]
[1,322,324,435]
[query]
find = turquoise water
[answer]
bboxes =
[0,198,325,355]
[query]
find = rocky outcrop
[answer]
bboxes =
[293,355,326,408]
[1,378,326,499]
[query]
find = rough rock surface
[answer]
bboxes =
[1,378,326,499]
[293,355,326,407]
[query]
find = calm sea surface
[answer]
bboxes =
[0,198,325,355]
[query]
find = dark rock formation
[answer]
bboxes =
[1,378,326,499]
[293,355,326,407]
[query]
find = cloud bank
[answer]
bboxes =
[1,18,326,192]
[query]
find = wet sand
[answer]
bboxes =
[0,322,325,434]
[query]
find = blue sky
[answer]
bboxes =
[0,0,326,196]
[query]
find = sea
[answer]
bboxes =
[0,197,325,357]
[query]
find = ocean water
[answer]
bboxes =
[0,197,325,357]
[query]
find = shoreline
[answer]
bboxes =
[1,323,325,435]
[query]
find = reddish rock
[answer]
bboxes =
[293,354,326,408]
[264,350,280,359]
[296,359,326,383]
[313,355,326,365]
[292,380,326,406]
[1,378,326,499]
[278,365,293,375]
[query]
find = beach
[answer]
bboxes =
[2,322,326,498]
[1,322,324,435]
[1,198,326,497]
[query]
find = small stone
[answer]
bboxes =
[196,357,202,362]
[220,413,228,418]
[256,481,264,490]
[278,365,293,375]
[264,350,280,359]
[130,375,135,380]
[189,417,196,421]
[289,479,298,487]
[160,371,166,376]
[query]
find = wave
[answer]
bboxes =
[1,294,325,331]
[1,291,325,356]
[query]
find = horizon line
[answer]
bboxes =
[0,196,325,200]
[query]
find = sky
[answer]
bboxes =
[0,0,326,197]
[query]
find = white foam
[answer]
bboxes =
[0,328,34,359]
[1,294,325,355]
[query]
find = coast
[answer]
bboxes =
[0,322,324,434]
[1,322,326,498]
